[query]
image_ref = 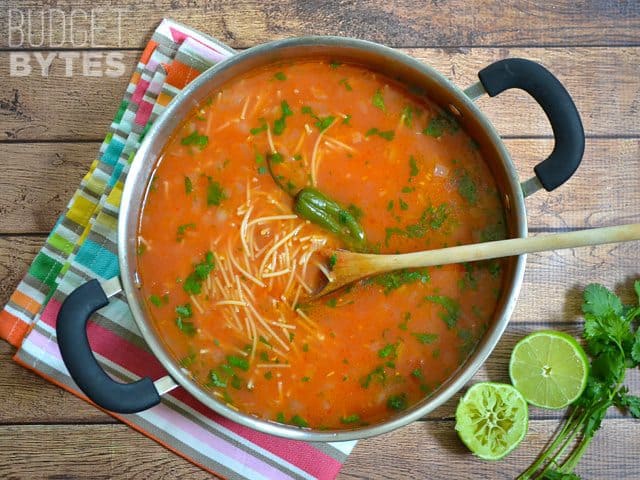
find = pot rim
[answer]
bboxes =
[118,35,527,442]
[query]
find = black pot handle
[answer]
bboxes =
[56,279,161,413]
[478,58,585,192]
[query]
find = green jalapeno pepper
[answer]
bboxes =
[266,153,366,250]
[294,187,366,251]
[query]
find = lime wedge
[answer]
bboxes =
[509,330,589,409]
[455,382,528,460]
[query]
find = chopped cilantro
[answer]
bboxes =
[176,222,196,242]
[387,200,394,211]
[275,412,286,423]
[425,295,460,329]
[480,220,507,242]
[413,333,438,344]
[399,312,410,330]
[378,343,398,359]
[206,179,226,206]
[255,152,267,174]
[385,203,449,245]
[274,71,286,81]
[342,113,352,125]
[301,105,335,131]
[290,414,309,427]
[457,168,478,205]
[409,155,419,178]
[340,414,361,424]
[328,253,338,269]
[230,375,243,390]
[184,176,193,194]
[181,130,208,150]
[401,105,421,127]
[372,89,386,112]
[302,343,309,352]
[180,352,196,368]
[365,127,395,141]
[401,186,415,193]
[458,262,478,292]
[387,393,408,411]
[339,78,353,91]
[249,119,267,135]
[264,371,273,380]
[316,116,335,131]
[183,251,215,295]
[176,316,196,336]
[207,370,226,388]
[360,365,386,388]
[325,298,338,308]
[399,199,409,211]
[423,112,459,138]
[369,269,430,295]
[227,355,249,371]
[329,60,341,69]
[411,368,423,379]
[301,376,311,382]
[488,261,501,278]
[267,152,284,164]
[175,303,192,318]
[273,100,293,135]
[149,294,163,307]
[458,328,476,356]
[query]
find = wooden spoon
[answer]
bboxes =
[314,223,640,297]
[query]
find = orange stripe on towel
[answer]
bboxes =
[0,311,30,347]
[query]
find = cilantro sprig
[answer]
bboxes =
[183,251,215,295]
[273,100,293,135]
[519,281,640,479]
[301,106,335,132]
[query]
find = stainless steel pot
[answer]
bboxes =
[56,36,584,442]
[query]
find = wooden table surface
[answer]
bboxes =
[1,1,639,478]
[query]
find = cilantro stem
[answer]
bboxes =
[532,410,587,479]
[518,409,583,479]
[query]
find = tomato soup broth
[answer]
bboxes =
[137,59,506,429]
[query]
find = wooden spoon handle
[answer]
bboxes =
[358,223,640,274]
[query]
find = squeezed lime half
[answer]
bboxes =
[455,382,529,460]
[509,330,589,409]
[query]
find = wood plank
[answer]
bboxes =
[1,1,638,49]
[0,419,635,479]
[339,419,640,479]
[0,143,94,234]
[0,48,639,140]
[0,424,211,479]
[0,51,136,141]
[1,138,637,233]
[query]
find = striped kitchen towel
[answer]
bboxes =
[0,18,355,479]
